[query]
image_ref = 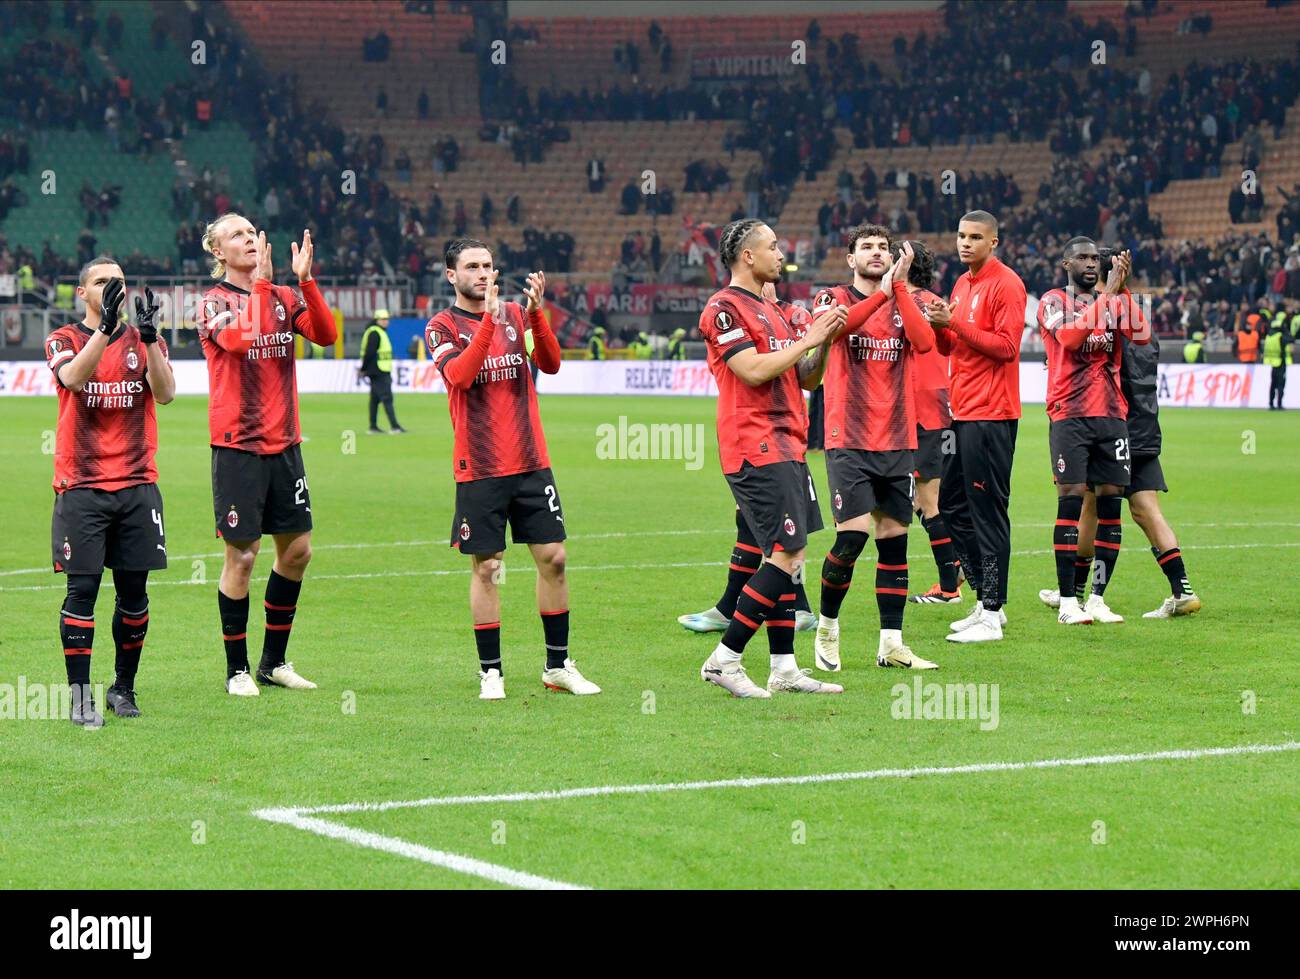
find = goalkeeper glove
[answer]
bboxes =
[98,277,125,334]
[133,285,161,344]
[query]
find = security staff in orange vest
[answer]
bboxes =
[1235,315,1261,363]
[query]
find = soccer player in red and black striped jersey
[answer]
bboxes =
[696,219,844,698]
[808,227,939,673]
[675,282,817,638]
[198,214,337,696]
[1037,239,1150,626]
[46,257,175,724]
[899,240,964,606]
[426,239,599,700]
[926,211,1027,643]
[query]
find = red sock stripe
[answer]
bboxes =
[473,622,500,631]
[765,619,796,628]
[264,601,296,612]
[120,614,149,626]
[1097,519,1122,526]
[1074,559,1091,566]
[728,562,757,573]
[1094,540,1121,550]
[224,633,247,641]
[824,551,854,567]
[121,641,144,650]
[1054,544,1080,551]
[1157,550,1181,565]
[63,648,91,656]
[821,578,851,590]
[734,541,763,555]
[62,617,95,628]
[265,623,293,631]
[778,592,797,602]
[877,563,908,571]
[540,609,568,616]
[929,537,952,547]
[741,585,775,608]
[733,610,759,630]
[875,588,910,596]
[1055,519,1079,527]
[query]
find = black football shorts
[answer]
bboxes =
[724,459,824,556]
[452,467,567,555]
[913,425,950,481]
[826,447,915,525]
[212,443,313,540]
[52,483,167,574]
[1124,454,1167,497]
[1049,416,1131,487]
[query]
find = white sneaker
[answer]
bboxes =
[1038,588,1061,608]
[950,602,1007,632]
[876,638,939,670]
[795,610,817,633]
[226,670,260,696]
[1057,597,1094,625]
[258,662,317,689]
[814,622,841,672]
[946,608,1004,643]
[767,667,844,694]
[1084,594,1124,623]
[677,606,729,633]
[700,652,770,698]
[479,668,505,700]
[542,658,601,695]
[1143,594,1203,619]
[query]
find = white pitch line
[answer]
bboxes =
[282,740,1300,816]
[253,809,585,890]
[3,540,1299,594]
[253,741,1299,889]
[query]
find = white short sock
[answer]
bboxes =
[770,653,797,673]
[715,643,742,666]
[818,614,838,631]
[879,628,902,651]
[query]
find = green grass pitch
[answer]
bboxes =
[1,392,1296,888]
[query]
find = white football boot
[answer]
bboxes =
[795,610,817,633]
[1057,597,1094,625]
[479,668,505,700]
[259,662,317,689]
[542,659,602,695]
[950,601,1007,632]
[677,606,729,633]
[700,652,770,698]
[767,667,844,694]
[226,669,260,697]
[1038,588,1061,608]
[1084,594,1124,623]
[813,618,841,672]
[876,637,939,670]
[1143,594,1203,619]
[947,607,1004,643]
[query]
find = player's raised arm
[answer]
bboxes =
[441,270,500,389]
[55,270,123,391]
[134,284,175,404]
[523,270,561,374]
[290,230,338,345]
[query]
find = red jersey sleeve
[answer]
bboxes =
[527,307,561,373]
[45,327,78,386]
[699,298,755,362]
[288,279,338,345]
[200,280,271,355]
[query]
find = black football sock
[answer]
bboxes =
[819,530,868,620]
[794,582,810,613]
[1053,494,1084,598]
[61,573,101,690]
[1092,495,1123,598]
[875,535,909,631]
[715,511,761,618]
[259,571,302,673]
[921,514,960,592]
[1154,547,1194,597]
[541,608,569,669]
[1073,557,1092,601]
[766,589,797,665]
[721,562,792,654]
[218,589,250,678]
[474,622,502,675]
[110,569,149,690]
